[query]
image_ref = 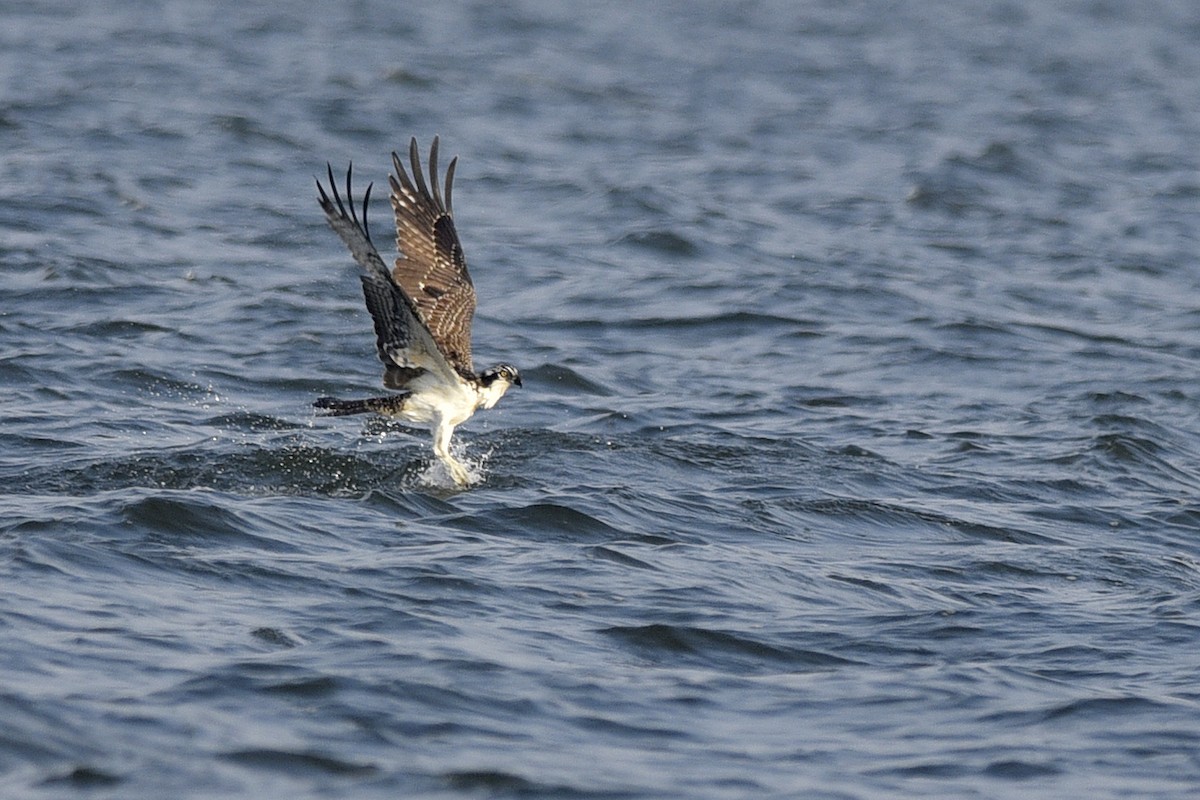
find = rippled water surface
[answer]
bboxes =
[3,1,1200,798]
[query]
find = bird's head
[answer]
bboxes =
[477,363,522,408]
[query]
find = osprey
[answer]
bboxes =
[313,137,521,486]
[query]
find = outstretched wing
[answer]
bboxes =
[389,137,477,377]
[316,164,459,387]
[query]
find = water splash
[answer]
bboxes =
[412,445,493,491]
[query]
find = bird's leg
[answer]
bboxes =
[432,419,471,486]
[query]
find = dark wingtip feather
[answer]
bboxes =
[316,174,330,208]
[362,181,374,242]
[409,137,430,199]
[444,156,457,216]
[391,149,415,198]
[325,162,348,217]
[317,161,372,242]
[429,136,443,210]
[344,163,362,229]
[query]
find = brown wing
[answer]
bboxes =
[317,163,461,389]
[389,137,476,377]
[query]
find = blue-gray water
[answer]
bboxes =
[3,1,1200,797]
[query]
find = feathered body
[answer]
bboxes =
[314,137,520,486]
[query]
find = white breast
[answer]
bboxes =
[399,373,481,429]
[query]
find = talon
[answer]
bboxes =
[438,455,472,486]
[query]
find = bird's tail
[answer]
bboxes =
[313,394,409,416]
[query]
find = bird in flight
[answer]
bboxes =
[313,137,521,486]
